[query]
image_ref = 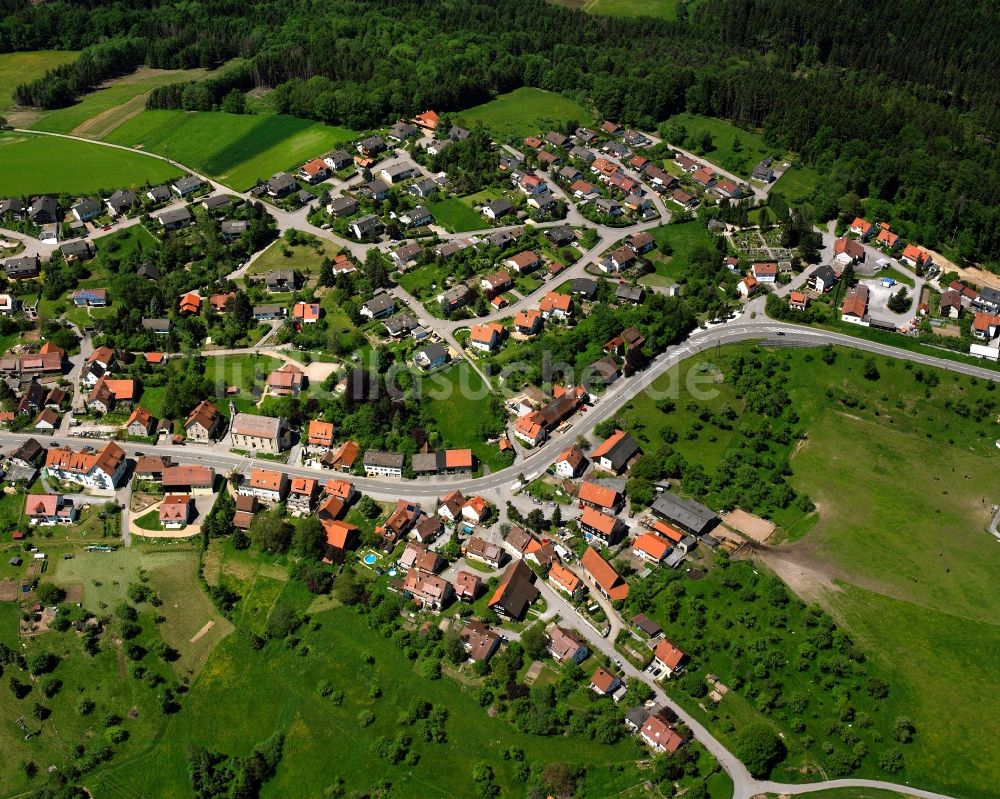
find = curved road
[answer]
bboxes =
[5,129,975,799]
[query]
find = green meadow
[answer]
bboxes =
[106,110,357,190]
[0,50,79,110]
[0,131,181,195]
[662,112,774,177]
[457,87,595,139]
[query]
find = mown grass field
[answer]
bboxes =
[428,197,486,232]
[772,164,821,201]
[0,50,79,110]
[248,233,341,275]
[645,220,717,282]
[663,112,773,177]
[0,131,181,195]
[626,343,1000,797]
[30,64,231,137]
[106,110,357,190]
[457,87,595,139]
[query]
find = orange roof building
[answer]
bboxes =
[178,291,202,315]
[548,562,584,597]
[633,532,670,563]
[307,419,335,448]
[580,546,629,601]
[577,481,620,510]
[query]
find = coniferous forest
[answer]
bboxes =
[3,0,1000,264]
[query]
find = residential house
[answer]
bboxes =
[465,536,504,569]
[86,377,137,414]
[459,619,500,661]
[480,270,512,296]
[670,188,698,209]
[156,207,192,230]
[239,468,289,505]
[71,287,105,306]
[414,342,450,370]
[483,198,514,221]
[184,400,223,441]
[322,519,359,562]
[579,506,624,546]
[28,195,59,224]
[25,494,77,526]
[548,562,585,600]
[554,445,586,478]
[33,407,59,431]
[591,667,621,697]
[267,363,305,396]
[178,291,202,315]
[462,495,490,524]
[437,283,474,312]
[380,163,416,185]
[487,560,539,620]
[229,413,291,452]
[402,569,453,610]
[578,481,622,512]
[752,158,775,182]
[691,166,716,188]
[322,440,360,472]
[125,406,156,437]
[363,450,404,478]
[590,429,641,474]
[876,227,899,249]
[145,186,171,204]
[641,715,684,753]
[616,284,644,305]
[253,304,286,321]
[62,241,94,263]
[377,499,420,547]
[505,250,542,274]
[233,494,257,531]
[413,514,444,544]
[581,546,629,601]
[399,205,431,227]
[437,490,466,522]
[841,284,870,326]
[327,196,358,218]
[808,264,837,293]
[44,442,127,493]
[633,533,671,564]
[4,254,40,279]
[652,639,687,677]
[201,194,231,212]
[468,322,505,352]
[357,136,387,157]
[413,110,440,131]
[409,177,438,199]
[220,220,247,239]
[162,465,215,495]
[518,174,547,196]
[361,292,396,320]
[788,291,809,311]
[539,291,571,320]
[939,289,961,318]
[752,262,777,283]
[298,159,331,184]
[901,243,932,270]
[349,214,384,239]
[644,165,676,190]
[134,455,171,482]
[834,236,865,265]
[292,302,321,325]
[632,614,663,639]
[548,625,589,664]
[287,477,318,515]
[71,197,101,222]
[159,495,194,529]
[595,198,622,217]
[172,176,203,196]
[400,542,442,573]
[391,242,422,270]
[849,217,874,239]
[307,419,335,450]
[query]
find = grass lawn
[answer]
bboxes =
[30,63,234,137]
[248,233,341,275]
[0,131,181,195]
[457,87,595,140]
[647,220,718,282]
[0,50,79,110]
[772,165,821,202]
[398,262,450,299]
[134,509,164,531]
[428,197,486,233]
[106,110,358,190]
[422,362,509,472]
[203,353,283,397]
[663,112,773,178]
[101,605,640,799]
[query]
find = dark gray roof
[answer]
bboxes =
[157,207,192,225]
[487,198,513,215]
[571,278,597,297]
[411,452,442,473]
[810,264,836,282]
[172,176,203,193]
[72,197,100,217]
[142,318,172,332]
[416,342,448,363]
[651,492,718,535]
[363,450,405,468]
[363,293,395,315]
[596,431,641,470]
[202,194,230,209]
[625,706,651,729]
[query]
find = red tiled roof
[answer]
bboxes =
[581,546,629,601]
[577,481,619,509]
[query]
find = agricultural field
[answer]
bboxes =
[0,131,181,195]
[30,64,234,137]
[0,50,79,111]
[621,342,1000,798]
[428,197,486,233]
[106,110,357,190]
[661,112,774,178]
[457,87,595,140]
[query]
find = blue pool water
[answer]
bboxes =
[363,553,378,565]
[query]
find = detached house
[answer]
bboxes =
[652,639,687,677]
[579,506,624,546]
[239,468,289,505]
[548,625,588,664]
[184,400,223,442]
[25,494,77,526]
[487,560,539,620]
[468,322,505,353]
[505,250,542,275]
[590,429,641,474]
[44,442,127,493]
[554,445,586,478]
[841,284,870,326]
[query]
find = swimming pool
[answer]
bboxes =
[363,553,378,565]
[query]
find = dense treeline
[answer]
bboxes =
[4,0,1000,262]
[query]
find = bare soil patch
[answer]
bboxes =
[189,619,215,643]
[721,508,776,543]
